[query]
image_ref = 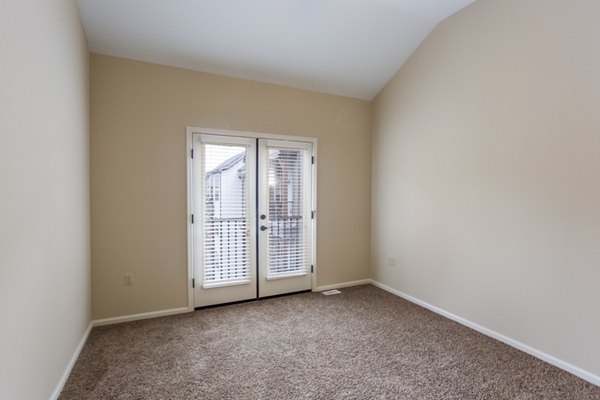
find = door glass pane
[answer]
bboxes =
[202,144,251,287]
[267,147,310,277]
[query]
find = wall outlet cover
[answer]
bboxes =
[124,273,134,286]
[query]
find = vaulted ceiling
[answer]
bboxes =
[77,0,476,100]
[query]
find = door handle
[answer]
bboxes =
[260,225,270,231]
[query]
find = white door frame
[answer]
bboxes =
[186,127,318,309]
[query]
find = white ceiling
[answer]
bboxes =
[77,0,475,100]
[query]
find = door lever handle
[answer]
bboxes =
[260,225,270,231]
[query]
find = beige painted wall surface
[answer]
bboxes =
[90,54,371,319]
[372,0,600,377]
[0,0,90,399]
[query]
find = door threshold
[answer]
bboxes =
[194,289,312,311]
[258,289,312,301]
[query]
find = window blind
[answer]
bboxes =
[201,143,252,287]
[265,147,312,278]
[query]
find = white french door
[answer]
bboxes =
[192,133,314,307]
[192,134,257,307]
[258,139,313,298]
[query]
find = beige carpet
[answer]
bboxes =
[60,285,600,399]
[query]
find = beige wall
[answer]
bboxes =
[0,0,90,399]
[372,0,600,377]
[90,54,371,319]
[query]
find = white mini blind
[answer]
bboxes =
[200,143,252,287]
[265,146,312,278]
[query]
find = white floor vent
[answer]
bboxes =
[322,289,341,296]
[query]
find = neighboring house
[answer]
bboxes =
[205,149,303,220]
[205,152,246,219]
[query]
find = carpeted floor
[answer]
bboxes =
[60,285,600,399]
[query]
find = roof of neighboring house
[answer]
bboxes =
[207,149,293,176]
[207,152,245,175]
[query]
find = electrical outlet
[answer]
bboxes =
[124,273,134,286]
[387,255,397,267]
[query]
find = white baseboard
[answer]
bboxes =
[315,279,371,292]
[369,279,600,387]
[49,321,93,400]
[92,307,192,327]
